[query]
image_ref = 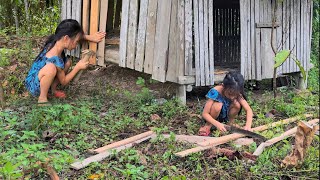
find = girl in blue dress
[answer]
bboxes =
[198,72,254,136]
[25,19,105,104]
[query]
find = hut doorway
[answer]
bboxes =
[213,0,241,72]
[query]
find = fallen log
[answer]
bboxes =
[71,135,155,170]
[93,131,154,153]
[175,114,313,157]
[253,119,319,156]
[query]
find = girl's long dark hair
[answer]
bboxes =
[34,19,84,61]
[222,71,246,114]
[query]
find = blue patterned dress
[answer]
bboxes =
[25,47,67,96]
[206,88,232,123]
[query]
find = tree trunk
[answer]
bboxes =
[24,0,30,32]
[0,69,5,108]
[13,4,19,35]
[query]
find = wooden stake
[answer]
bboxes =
[175,114,313,157]
[94,131,154,153]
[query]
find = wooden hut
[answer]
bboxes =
[61,0,313,103]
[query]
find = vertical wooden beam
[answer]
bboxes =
[240,0,248,79]
[166,0,178,82]
[82,0,90,51]
[61,0,67,20]
[203,0,210,85]
[152,0,172,82]
[199,0,205,85]
[250,0,255,80]
[208,0,214,85]
[144,0,158,74]
[74,0,82,57]
[193,0,200,86]
[126,0,138,69]
[97,0,109,66]
[119,0,130,67]
[184,0,192,76]
[255,0,262,80]
[89,0,100,65]
[135,0,149,72]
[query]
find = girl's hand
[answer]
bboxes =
[86,32,106,43]
[76,60,89,70]
[243,126,252,131]
[216,123,227,132]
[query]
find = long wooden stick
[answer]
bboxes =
[94,131,154,153]
[253,119,319,156]
[199,114,313,146]
[175,114,313,157]
[71,135,155,170]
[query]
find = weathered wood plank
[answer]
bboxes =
[203,0,210,85]
[94,131,154,153]
[261,28,275,79]
[119,0,130,67]
[255,0,262,80]
[61,0,67,20]
[144,0,158,74]
[166,0,178,83]
[71,135,155,170]
[126,0,139,69]
[177,0,185,79]
[82,0,90,51]
[199,0,205,85]
[152,0,172,82]
[302,0,307,73]
[88,0,100,64]
[240,0,248,79]
[250,0,255,80]
[67,0,71,18]
[296,0,301,72]
[184,0,193,76]
[135,0,149,72]
[97,0,109,66]
[307,0,313,72]
[193,0,200,86]
[208,0,214,85]
[74,0,82,57]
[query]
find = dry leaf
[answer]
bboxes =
[8,64,18,72]
[150,114,161,121]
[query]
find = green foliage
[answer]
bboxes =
[0,48,17,67]
[274,50,291,68]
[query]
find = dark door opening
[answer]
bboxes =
[213,0,240,71]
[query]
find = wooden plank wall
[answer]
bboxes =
[193,0,215,86]
[61,0,82,58]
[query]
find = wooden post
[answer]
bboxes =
[97,0,109,66]
[82,0,90,50]
[89,0,100,65]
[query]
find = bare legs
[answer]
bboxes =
[227,100,241,126]
[38,63,57,103]
[51,60,71,93]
